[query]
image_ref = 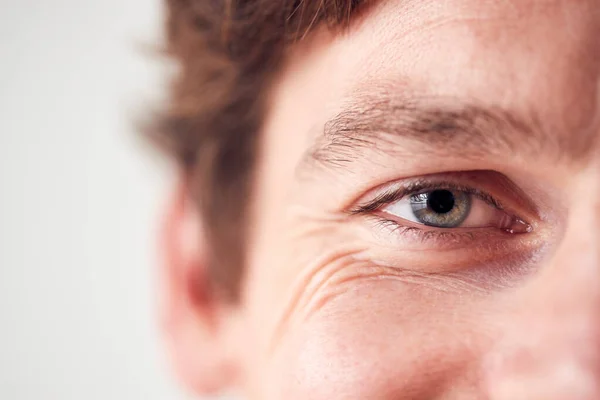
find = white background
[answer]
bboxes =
[0,1,228,399]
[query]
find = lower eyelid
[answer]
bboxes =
[361,222,542,280]
[371,216,474,240]
[367,215,516,249]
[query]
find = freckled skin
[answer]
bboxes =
[163,0,600,399]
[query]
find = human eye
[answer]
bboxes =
[381,186,530,232]
[349,171,535,245]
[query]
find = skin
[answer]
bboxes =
[162,0,600,398]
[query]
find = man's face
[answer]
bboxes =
[178,0,600,398]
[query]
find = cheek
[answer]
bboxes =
[264,280,489,400]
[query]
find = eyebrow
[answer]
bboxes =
[302,93,554,172]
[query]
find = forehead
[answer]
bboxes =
[353,0,599,101]
[268,0,600,161]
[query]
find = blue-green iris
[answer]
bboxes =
[410,190,472,228]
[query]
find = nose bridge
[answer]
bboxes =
[546,172,600,304]
[521,169,600,325]
[485,170,600,399]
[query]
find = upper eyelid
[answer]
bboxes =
[348,181,504,216]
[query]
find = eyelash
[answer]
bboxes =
[349,181,504,215]
[348,180,508,242]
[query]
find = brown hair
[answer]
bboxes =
[152,0,365,300]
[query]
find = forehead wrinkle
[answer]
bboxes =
[300,91,564,175]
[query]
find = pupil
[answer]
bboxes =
[427,190,455,214]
